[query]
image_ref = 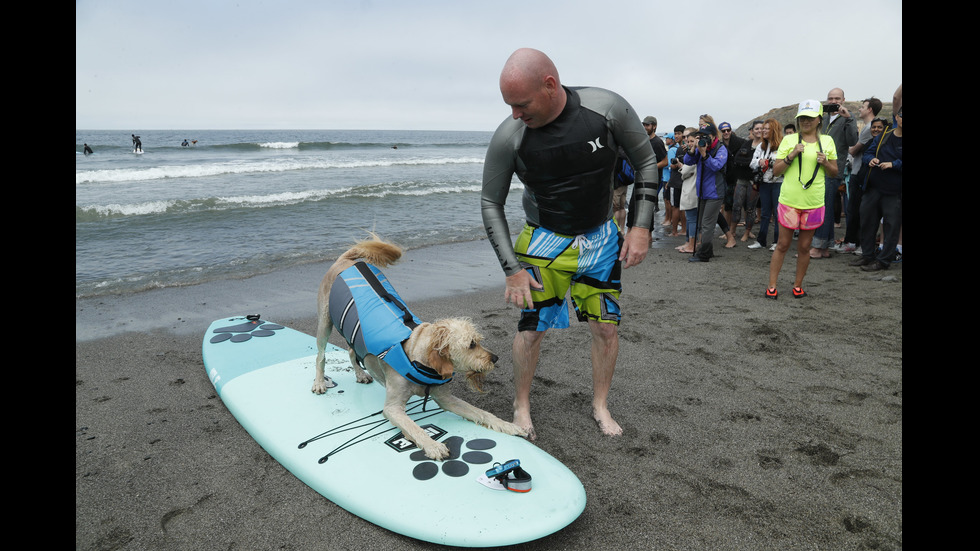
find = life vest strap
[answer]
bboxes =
[353,262,418,329]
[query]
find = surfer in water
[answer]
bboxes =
[83,143,93,155]
[181,139,189,147]
[132,134,142,153]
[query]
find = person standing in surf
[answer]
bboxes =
[132,134,142,153]
[481,48,658,440]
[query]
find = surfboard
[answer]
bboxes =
[202,315,586,547]
[133,149,143,154]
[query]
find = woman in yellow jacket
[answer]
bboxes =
[765,100,838,299]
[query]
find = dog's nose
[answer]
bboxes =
[490,353,499,364]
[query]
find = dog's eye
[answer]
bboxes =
[469,340,477,349]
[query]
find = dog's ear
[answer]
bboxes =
[426,347,455,379]
[426,323,458,379]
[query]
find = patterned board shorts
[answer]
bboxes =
[513,220,622,332]
[777,203,825,231]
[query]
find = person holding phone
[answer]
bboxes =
[765,100,838,299]
[810,88,856,258]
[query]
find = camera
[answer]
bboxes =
[825,103,840,113]
[698,136,708,147]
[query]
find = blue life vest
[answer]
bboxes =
[329,262,451,386]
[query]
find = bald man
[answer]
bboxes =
[812,87,857,257]
[481,48,659,439]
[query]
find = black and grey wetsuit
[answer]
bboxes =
[481,86,659,276]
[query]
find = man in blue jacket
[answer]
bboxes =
[684,123,728,262]
[850,109,902,271]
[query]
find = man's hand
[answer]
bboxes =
[619,227,651,269]
[504,269,542,309]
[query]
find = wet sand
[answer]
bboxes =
[76,224,902,550]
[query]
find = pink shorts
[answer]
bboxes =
[777,203,825,231]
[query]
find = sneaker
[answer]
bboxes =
[769,243,777,251]
[792,287,807,298]
[765,287,778,300]
[835,242,857,253]
[861,260,889,272]
[853,247,863,255]
[849,257,875,267]
[748,242,764,249]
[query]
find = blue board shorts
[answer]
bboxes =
[513,220,623,332]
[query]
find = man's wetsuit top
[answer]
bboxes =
[481,86,659,277]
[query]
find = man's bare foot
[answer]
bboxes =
[513,407,537,441]
[593,407,623,436]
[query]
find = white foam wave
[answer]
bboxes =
[78,179,519,218]
[259,142,299,149]
[75,156,485,185]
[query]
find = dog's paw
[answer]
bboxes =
[311,379,329,394]
[355,372,373,384]
[494,421,530,438]
[421,441,451,461]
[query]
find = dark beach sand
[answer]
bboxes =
[76,224,902,550]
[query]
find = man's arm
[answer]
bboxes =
[613,107,657,267]
[481,119,525,277]
[481,119,546,308]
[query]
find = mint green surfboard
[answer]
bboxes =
[202,315,586,547]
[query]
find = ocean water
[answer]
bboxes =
[75,129,525,298]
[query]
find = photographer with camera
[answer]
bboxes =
[765,100,838,299]
[810,88,857,259]
[683,120,729,263]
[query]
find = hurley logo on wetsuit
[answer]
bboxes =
[587,137,604,153]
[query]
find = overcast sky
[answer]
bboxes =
[76,0,902,132]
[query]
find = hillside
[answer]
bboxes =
[733,101,894,138]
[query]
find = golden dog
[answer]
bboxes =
[313,235,527,460]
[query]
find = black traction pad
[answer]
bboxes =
[409,436,500,481]
[209,318,285,344]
